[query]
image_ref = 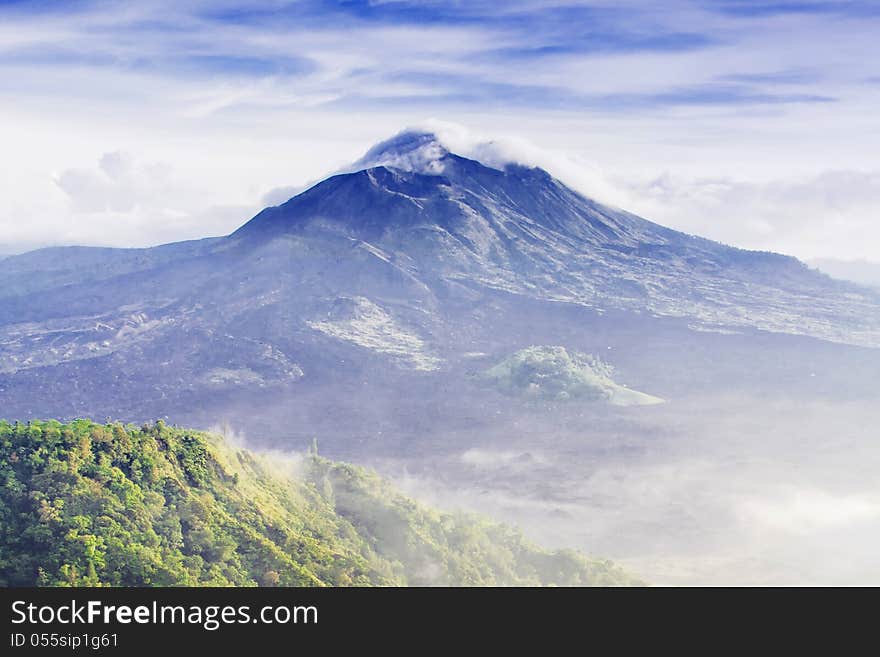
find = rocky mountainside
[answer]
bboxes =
[0,130,878,446]
[233,132,878,345]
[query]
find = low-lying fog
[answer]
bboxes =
[366,394,880,585]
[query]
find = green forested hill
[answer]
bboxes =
[0,419,639,587]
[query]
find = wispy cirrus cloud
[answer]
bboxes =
[616,169,880,261]
[709,0,880,18]
[0,0,849,114]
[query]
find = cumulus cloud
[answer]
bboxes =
[352,128,452,174]
[0,150,259,249]
[54,151,169,213]
[612,169,880,260]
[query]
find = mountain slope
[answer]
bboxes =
[0,129,878,439]
[231,133,877,346]
[0,419,637,586]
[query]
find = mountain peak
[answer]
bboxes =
[352,130,451,175]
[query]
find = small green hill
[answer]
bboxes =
[483,346,664,406]
[0,419,639,587]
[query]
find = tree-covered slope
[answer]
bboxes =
[483,346,664,406]
[0,419,639,587]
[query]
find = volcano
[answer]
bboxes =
[1,130,878,450]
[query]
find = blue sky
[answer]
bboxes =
[1,0,879,260]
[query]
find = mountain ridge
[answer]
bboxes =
[0,418,637,586]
